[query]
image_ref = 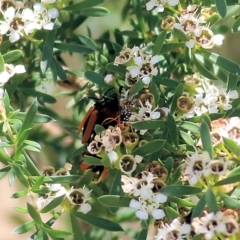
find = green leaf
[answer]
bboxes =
[83,155,102,165]
[14,112,55,123]
[160,43,185,54]
[149,81,160,105]
[214,174,240,186]
[219,193,240,209]
[0,53,4,72]
[161,185,202,196]
[78,35,98,50]
[12,221,35,234]
[132,139,165,156]
[98,195,131,207]
[164,157,173,181]
[55,43,95,54]
[172,28,189,41]
[180,130,195,146]
[63,0,105,11]
[41,30,56,73]
[80,7,110,17]
[40,195,65,213]
[193,235,202,240]
[85,71,108,87]
[170,83,184,114]
[205,188,218,213]
[11,190,28,198]
[24,140,41,149]
[11,164,29,188]
[179,121,200,133]
[202,50,240,75]
[51,57,67,80]
[3,50,23,63]
[18,99,37,137]
[17,128,31,145]
[132,120,166,130]
[27,202,42,224]
[129,80,144,97]
[228,166,240,177]
[42,226,72,238]
[70,214,85,240]
[3,90,10,115]
[20,88,57,103]
[215,0,227,18]
[153,31,166,55]
[200,120,213,159]
[191,195,206,219]
[223,137,240,157]
[46,175,80,183]
[105,63,126,74]
[232,17,240,32]
[170,196,195,207]
[23,145,41,152]
[152,76,179,88]
[167,114,179,146]
[74,212,123,231]
[193,54,217,80]
[12,206,28,213]
[137,229,147,240]
[164,206,179,221]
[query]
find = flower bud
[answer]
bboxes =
[161,16,175,30]
[43,166,55,176]
[123,132,139,152]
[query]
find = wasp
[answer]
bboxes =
[78,88,120,144]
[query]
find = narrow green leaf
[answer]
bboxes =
[63,0,105,11]
[27,202,42,224]
[3,50,23,63]
[46,175,80,183]
[20,88,57,103]
[54,43,95,54]
[132,139,165,156]
[23,145,41,152]
[227,166,240,177]
[164,206,179,221]
[164,157,173,181]
[214,174,240,186]
[191,195,206,219]
[170,196,195,207]
[42,226,72,238]
[11,164,29,188]
[83,155,102,165]
[12,206,28,213]
[98,195,131,207]
[12,221,35,234]
[11,190,28,198]
[153,31,166,55]
[161,185,202,196]
[132,120,166,130]
[172,28,189,41]
[14,112,55,123]
[232,17,240,32]
[160,43,185,54]
[41,30,56,73]
[80,6,109,17]
[219,193,240,209]
[215,0,227,18]
[0,53,4,72]
[78,35,97,50]
[149,81,160,105]
[137,229,148,240]
[70,214,85,240]
[40,195,65,213]
[170,83,184,114]
[152,76,179,88]
[74,212,123,231]
[19,99,37,137]
[200,121,213,159]
[179,121,200,133]
[51,57,67,80]
[85,71,108,88]
[227,73,238,92]
[180,131,195,146]
[105,63,126,74]
[223,137,240,157]
[202,50,240,75]
[167,114,179,146]
[3,90,10,115]
[24,140,41,149]
[193,54,217,80]
[17,128,31,144]
[205,188,218,213]
[129,80,144,97]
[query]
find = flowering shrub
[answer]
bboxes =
[1,0,240,239]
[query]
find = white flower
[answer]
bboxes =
[41,0,56,3]
[108,150,118,163]
[212,34,224,46]
[104,74,113,84]
[146,0,178,13]
[0,64,26,86]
